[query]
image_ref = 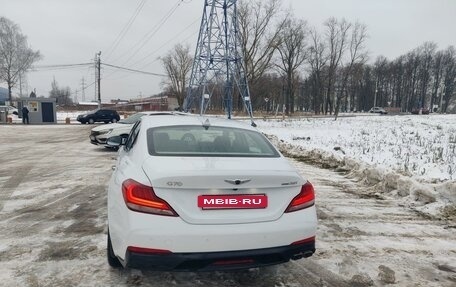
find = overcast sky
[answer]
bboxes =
[1,0,455,102]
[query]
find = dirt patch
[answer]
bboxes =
[64,186,107,236]
[0,246,32,262]
[441,205,456,221]
[38,241,82,261]
[37,240,97,261]
[65,219,104,236]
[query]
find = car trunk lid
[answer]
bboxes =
[142,157,304,225]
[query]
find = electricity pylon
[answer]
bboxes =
[183,0,256,126]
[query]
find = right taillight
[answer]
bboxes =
[285,181,315,213]
[122,179,178,217]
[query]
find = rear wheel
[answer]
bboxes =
[107,232,122,268]
[112,118,118,123]
[88,118,95,124]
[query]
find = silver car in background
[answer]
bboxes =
[90,112,173,147]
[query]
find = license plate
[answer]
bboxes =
[198,194,267,209]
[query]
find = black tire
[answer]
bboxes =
[112,118,118,123]
[107,232,122,268]
[88,118,95,124]
[104,121,109,124]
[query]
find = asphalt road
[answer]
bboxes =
[0,124,455,286]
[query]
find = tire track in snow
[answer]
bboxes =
[0,165,33,212]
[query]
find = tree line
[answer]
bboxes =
[161,0,456,115]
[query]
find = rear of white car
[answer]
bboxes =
[107,115,317,271]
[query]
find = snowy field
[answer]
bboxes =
[256,114,456,220]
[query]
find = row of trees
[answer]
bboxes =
[357,44,456,114]
[49,78,73,106]
[0,17,41,102]
[160,0,456,115]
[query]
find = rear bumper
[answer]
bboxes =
[125,240,315,271]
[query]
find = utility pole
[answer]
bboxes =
[97,51,101,108]
[81,77,86,102]
[94,54,98,102]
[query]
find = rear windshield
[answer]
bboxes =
[147,125,280,157]
[119,113,144,124]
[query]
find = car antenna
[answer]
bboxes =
[202,118,210,130]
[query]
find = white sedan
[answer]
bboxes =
[90,112,173,147]
[107,114,317,271]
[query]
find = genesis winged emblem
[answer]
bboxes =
[224,179,251,185]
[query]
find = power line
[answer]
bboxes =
[31,63,93,69]
[29,67,92,73]
[104,0,147,61]
[73,80,96,96]
[102,62,167,77]
[113,0,184,67]
[134,17,200,69]
[103,16,199,82]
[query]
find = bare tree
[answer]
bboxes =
[275,16,308,114]
[49,78,73,106]
[334,22,367,119]
[416,42,437,109]
[430,50,444,111]
[373,56,389,107]
[160,44,193,109]
[441,46,456,113]
[0,17,41,102]
[237,0,286,85]
[324,17,351,114]
[308,28,328,114]
[403,51,421,111]
[389,56,405,109]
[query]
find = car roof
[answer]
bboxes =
[140,114,257,131]
[139,111,180,116]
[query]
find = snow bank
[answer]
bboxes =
[258,115,456,220]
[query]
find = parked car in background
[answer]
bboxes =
[77,109,120,124]
[0,105,18,115]
[106,114,317,271]
[90,111,174,147]
[411,108,430,115]
[369,107,388,114]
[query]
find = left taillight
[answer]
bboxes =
[122,179,178,217]
[285,181,315,213]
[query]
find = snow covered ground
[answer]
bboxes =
[0,121,455,286]
[256,114,456,220]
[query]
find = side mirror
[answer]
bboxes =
[106,136,127,147]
